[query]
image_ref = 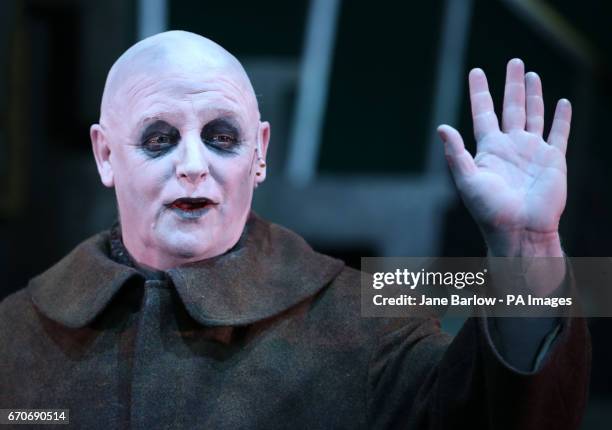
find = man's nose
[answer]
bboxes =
[176,136,209,185]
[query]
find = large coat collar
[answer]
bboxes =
[28,212,345,329]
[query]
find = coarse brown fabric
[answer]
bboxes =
[0,212,591,429]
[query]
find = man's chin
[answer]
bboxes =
[157,232,220,262]
[165,242,209,259]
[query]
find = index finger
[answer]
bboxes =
[469,68,500,141]
[547,99,572,155]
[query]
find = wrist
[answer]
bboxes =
[484,230,563,257]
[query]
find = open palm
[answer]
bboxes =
[438,59,572,237]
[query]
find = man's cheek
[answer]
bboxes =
[231,179,252,207]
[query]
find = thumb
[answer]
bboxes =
[437,124,476,182]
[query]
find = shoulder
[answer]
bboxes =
[0,229,115,330]
[0,286,45,360]
[310,263,443,347]
[0,286,35,326]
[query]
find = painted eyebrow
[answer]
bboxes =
[139,120,177,140]
[202,117,243,135]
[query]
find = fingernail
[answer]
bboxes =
[438,128,448,143]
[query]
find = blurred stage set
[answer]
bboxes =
[0,0,611,427]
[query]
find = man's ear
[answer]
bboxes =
[90,124,114,187]
[255,121,270,184]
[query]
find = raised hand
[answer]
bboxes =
[438,59,571,257]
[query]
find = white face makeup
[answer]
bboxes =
[91,31,269,270]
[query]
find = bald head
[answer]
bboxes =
[100,30,259,126]
[89,31,271,270]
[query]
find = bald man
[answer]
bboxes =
[0,31,590,429]
[92,31,269,269]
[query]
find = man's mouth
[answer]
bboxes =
[166,197,217,220]
[168,197,216,211]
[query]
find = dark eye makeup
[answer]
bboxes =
[140,120,180,157]
[201,118,242,154]
[138,117,243,158]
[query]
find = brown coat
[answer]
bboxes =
[0,213,591,429]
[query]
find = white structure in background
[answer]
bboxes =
[253,0,473,257]
[286,0,342,186]
[137,0,167,40]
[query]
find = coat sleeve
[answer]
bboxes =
[366,315,591,430]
